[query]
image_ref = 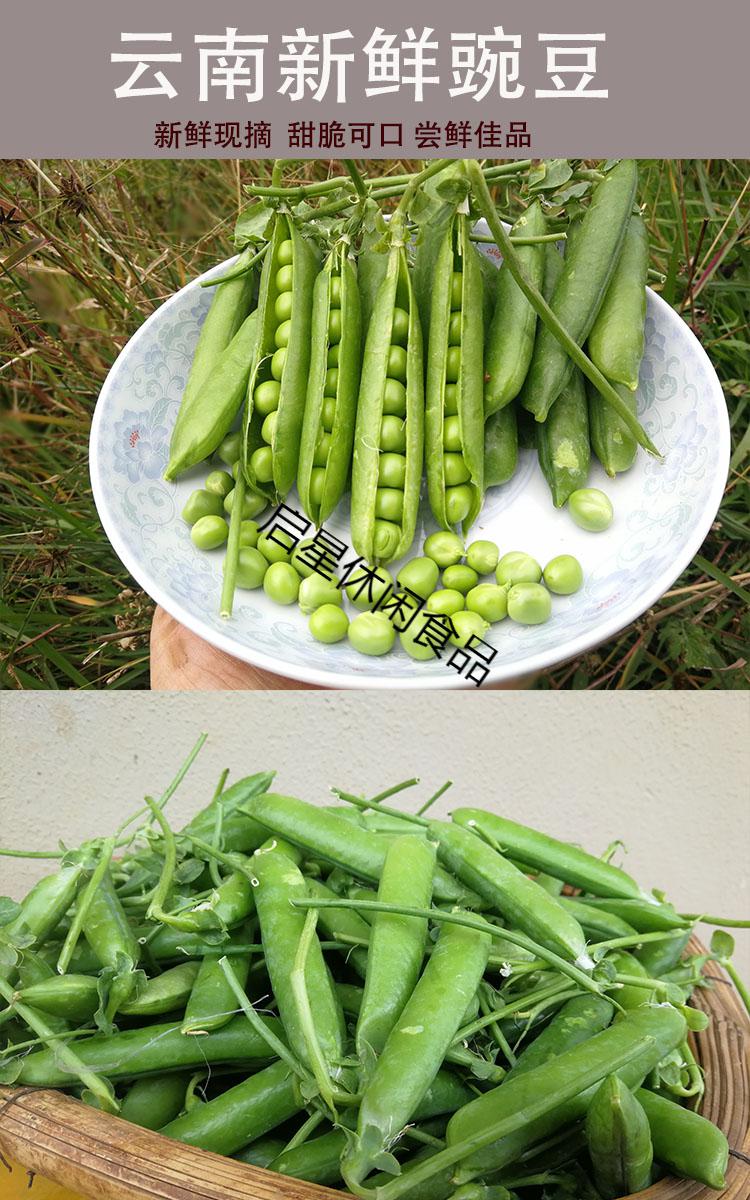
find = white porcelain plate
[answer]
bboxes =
[90,228,730,688]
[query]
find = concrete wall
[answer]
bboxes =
[1,691,748,973]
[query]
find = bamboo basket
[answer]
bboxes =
[0,938,748,1200]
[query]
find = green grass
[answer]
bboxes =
[1,158,748,689]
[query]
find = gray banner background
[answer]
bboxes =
[1,0,749,158]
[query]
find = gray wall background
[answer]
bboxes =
[1,692,748,974]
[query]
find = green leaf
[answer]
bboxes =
[679,1004,710,1031]
[710,929,735,959]
[0,897,21,928]
[529,159,574,193]
[234,203,273,249]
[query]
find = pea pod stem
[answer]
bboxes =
[115,732,208,840]
[454,979,575,1045]
[56,838,115,975]
[416,780,453,817]
[471,232,566,246]
[291,898,613,1007]
[144,797,179,925]
[243,160,532,200]
[200,242,269,289]
[680,913,750,927]
[465,160,661,459]
[218,955,311,1086]
[332,788,428,827]
[291,908,340,1115]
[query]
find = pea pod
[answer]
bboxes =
[342,919,491,1188]
[181,770,274,853]
[154,867,254,934]
[635,928,692,977]
[243,792,478,906]
[484,201,547,415]
[350,233,424,564]
[298,241,362,525]
[11,1013,282,1086]
[118,961,199,1017]
[427,820,591,967]
[557,896,638,942]
[589,377,639,477]
[15,974,99,1022]
[635,1087,728,1189]
[451,808,648,902]
[445,1004,686,1180]
[585,1073,653,1198]
[505,994,614,1081]
[305,877,370,980]
[589,212,649,392]
[234,1137,287,1168]
[3,862,86,962]
[609,950,656,1010]
[424,207,485,533]
[574,897,690,933]
[522,161,639,421]
[270,1128,346,1186]
[164,310,259,481]
[161,1060,300,1156]
[166,248,257,479]
[356,835,435,1063]
[243,213,319,500]
[483,403,518,489]
[120,1072,188,1131]
[251,844,346,1081]
[181,952,250,1034]
[82,870,140,1016]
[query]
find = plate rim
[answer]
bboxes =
[90,256,730,690]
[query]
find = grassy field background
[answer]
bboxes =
[1,158,748,689]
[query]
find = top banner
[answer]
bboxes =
[2,0,749,158]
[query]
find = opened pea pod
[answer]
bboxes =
[298,240,362,525]
[243,211,320,501]
[423,205,485,534]
[350,219,424,565]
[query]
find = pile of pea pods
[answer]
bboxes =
[165,158,653,640]
[1,744,743,1199]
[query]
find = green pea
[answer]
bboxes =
[375,487,404,524]
[277,239,294,267]
[261,411,277,445]
[466,583,508,624]
[275,292,293,323]
[443,454,470,488]
[250,445,274,484]
[496,551,542,587]
[543,554,584,595]
[448,311,462,346]
[321,397,336,433]
[399,621,436,662]
[450,610,489,648]
[381,415,406,453]
[386,345,408,383]
[257,531,293,564]
[396,556,440,600]
[391,307,409,346]
[383,377,407,417]
[327,342,340,368]
[568,488,614,532]
[298,574,342,615]
[373,521,401,560]
[182,489,223,525]
[443,415,462,453]
[254,379,281,416]
[346,566,393,611]
[442,564,479,595]
[378,452,407,490]
[217,431,242,467]
[450,272,463,310]
[263,561,300,605]
[276,264,294,292]
[291,539,318,579]
[507,582,552,625]
[313,432,332,468]
[328,309,342,345]
[445,485,472,526]
[443,383,458,416]
[329,276,342,305]
[466,540,500,576]
[324,368,339,397]
[223,487,267,521]
[239,520,260,548]
[423,531,464,568]
[235,547,268,589]
[271,347,287,381]
[274,320,292,349]
[190,515,228,551]
[309,604,349,644]
[348,611,395,657]
[425,588,465,617]
[445,346,461,384]
[204,469,234,499]
[309,468,326,507]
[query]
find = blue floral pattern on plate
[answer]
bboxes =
[90,238,730,689]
